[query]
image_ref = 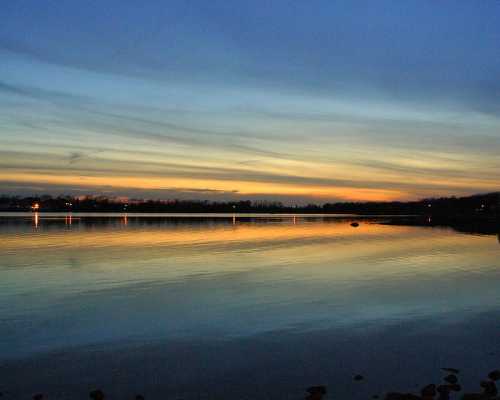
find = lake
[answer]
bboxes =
[0,213,499,400]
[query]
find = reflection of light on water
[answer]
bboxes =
[123,214,128,226]
[293,215,297,225]
[232,214,236,225]
[33,212,39,228]
[65,215,73,226]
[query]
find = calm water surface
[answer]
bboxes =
[0,214,499,399]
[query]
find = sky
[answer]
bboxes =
[1,0,500,203]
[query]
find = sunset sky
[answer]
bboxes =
[1,1,500,203]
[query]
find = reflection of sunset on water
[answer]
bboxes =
[2,216,500,381]
[2,218,498,287]
[3,218,411,251]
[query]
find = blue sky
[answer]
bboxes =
[1,0,500,202]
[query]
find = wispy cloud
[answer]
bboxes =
[1,0,500,201]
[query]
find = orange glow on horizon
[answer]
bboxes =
[0,171,410,202]
[2,168,498,202]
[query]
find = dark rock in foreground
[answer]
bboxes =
[306,386,327,400]
[5,366,500,400]
[442,368,460,374]
[89,389,105,400]
[444,374,458,384]
[421,384,436,397]
[461,394,485,400]
[489,371,500,381]
[437,385,451,400]
[449,384,462,392]
[480,380,498,397]
[385,392,421,400]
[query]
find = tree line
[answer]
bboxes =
[0,192,499,218]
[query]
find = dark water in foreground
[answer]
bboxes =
[0,213,499,399]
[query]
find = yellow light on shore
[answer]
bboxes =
[31,203,40,211]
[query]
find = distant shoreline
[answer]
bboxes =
[1,192,499,217]
[0,211,410,217]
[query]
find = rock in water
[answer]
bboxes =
[384,393,421,400]
[444,374,458,384]
[351,222,360,227]
[488,370,500,381]
[307,386,327,394]
[306,386,327,400]
[461,394,485,400]
[480,380,498,397]
[447,384,461,392]
[436,385,451,400]
[421,384,436,397]
[89,390,105,400]
[354,374,364,381]
[441,368,460,374]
